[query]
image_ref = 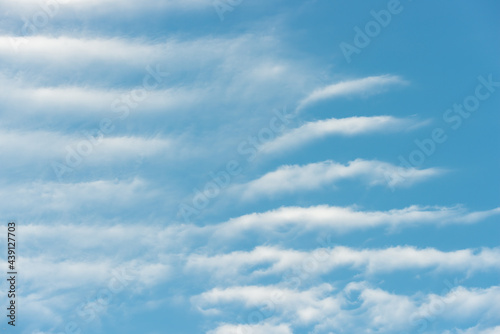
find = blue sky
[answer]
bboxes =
[0,0,499,333]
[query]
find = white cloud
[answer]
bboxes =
[10,206,500,333]
[18,222,500,277]
[0,0,210,15]
[0,129,172,168]
[16,205,500,258]
[0,79,207,116]
[260,116,420,153]
[445,325,500,334]
[215,205,500,236]
[0,35,158,66]
[195,283,500,334]
[18,223,198,259]
[237,159,443,199]
[16,293,72,329]
[207,323,293,334]
[19,256,121,291]
[0,34,313,129]
[297,75,408,111]
[0,35,308,90]
[11,256,170,333]
[26,205,488,250]
[344,284,416,332]
[186,246,500,280]
[193,284,340,325]
[0,178,160,217]
[409,286,500,332]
